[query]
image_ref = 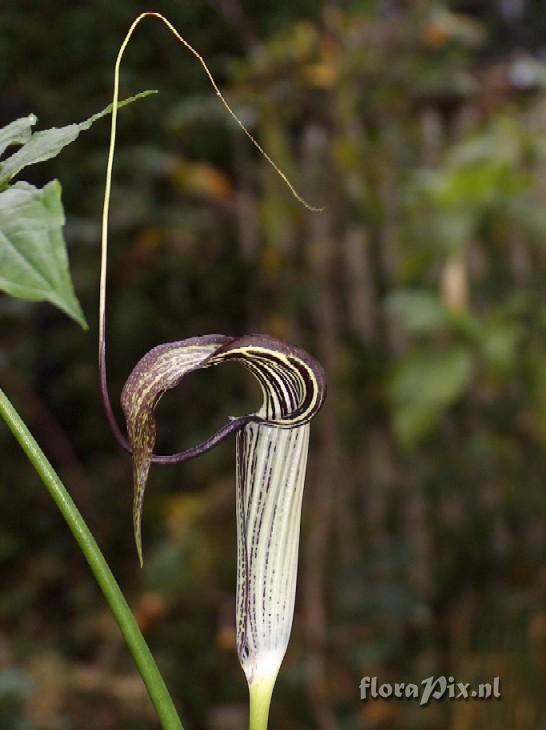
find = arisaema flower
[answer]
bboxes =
[98,13,326,729]
[102,332,325,728]
[115,333,325,728]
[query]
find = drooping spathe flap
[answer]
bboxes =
[120,333,326,564]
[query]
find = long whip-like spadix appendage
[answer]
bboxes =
[99,11,323,465]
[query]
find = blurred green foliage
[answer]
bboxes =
[1,1,546,729]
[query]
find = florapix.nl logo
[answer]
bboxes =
[359,676,501,707]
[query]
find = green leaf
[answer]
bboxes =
[478,319,523,376]
[0,114,37,158]
[0,125,81,186]
[386,289,449,335]
[0,180,87,328]
[389,347,473,447]
[0,90,157,186]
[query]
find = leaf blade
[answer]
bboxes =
[0,180,86,327]
[389,346,473,446]
[0,91,158,185]
[0,114,37,160]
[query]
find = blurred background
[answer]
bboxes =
[1,1,546,728]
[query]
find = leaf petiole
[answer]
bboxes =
[0,387,184,730]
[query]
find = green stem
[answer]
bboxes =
[248,677,276,730]
[0,387,183,730]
